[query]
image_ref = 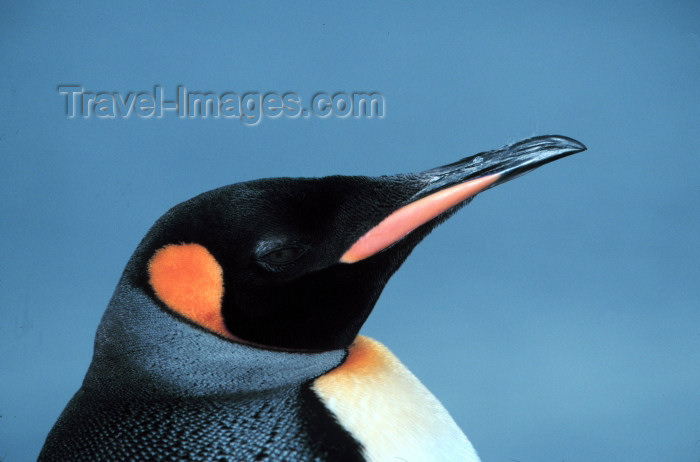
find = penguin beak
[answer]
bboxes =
[340,135,586,263]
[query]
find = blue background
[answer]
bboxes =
[1,2,698,460]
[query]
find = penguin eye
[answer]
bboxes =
[258,247,305,266]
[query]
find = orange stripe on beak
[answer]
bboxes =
[340,174,500,263]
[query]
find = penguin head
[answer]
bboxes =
[128,136,585,352]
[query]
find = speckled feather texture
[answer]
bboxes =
[41,389,340,461]
[38,279,361,461]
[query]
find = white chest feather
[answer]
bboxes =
[313,336,480,462]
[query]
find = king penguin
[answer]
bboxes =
[39,135,585,461]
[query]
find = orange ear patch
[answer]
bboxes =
[148,243,232,339]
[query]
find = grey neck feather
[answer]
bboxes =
[81,277,346,401]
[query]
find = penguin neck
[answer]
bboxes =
[83,277,346,400]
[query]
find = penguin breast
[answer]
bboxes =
[313,336,480,462]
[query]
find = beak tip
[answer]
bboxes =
[549,135,587,154]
